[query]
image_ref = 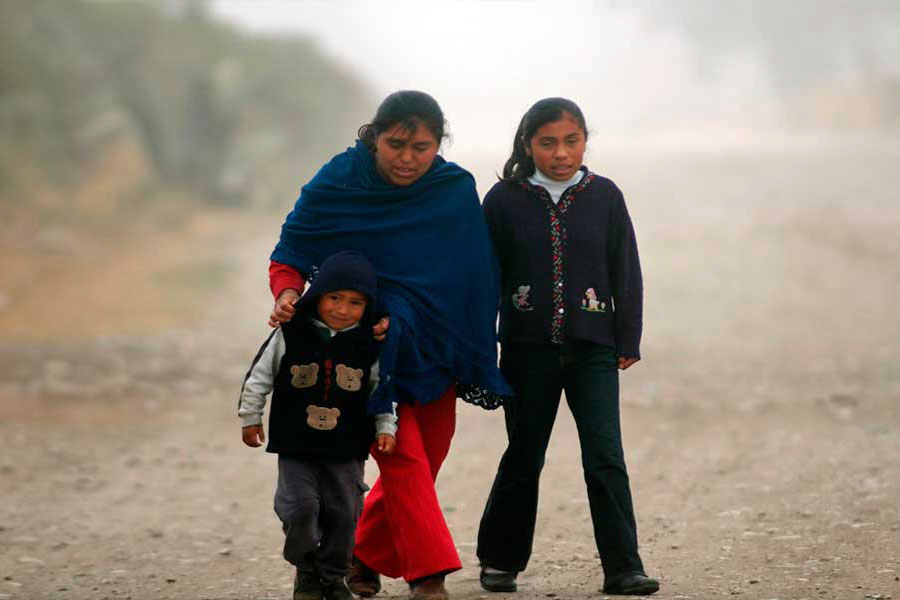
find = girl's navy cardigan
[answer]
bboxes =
[482,169,643,358]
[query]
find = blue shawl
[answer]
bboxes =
[272,141,511,412]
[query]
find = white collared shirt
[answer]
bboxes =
[528,168,585,204]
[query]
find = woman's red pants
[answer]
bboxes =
[353,385,462,582]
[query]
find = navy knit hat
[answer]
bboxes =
[296,251,378,323]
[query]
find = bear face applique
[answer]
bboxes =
[335,364,364,392]
[306,405,341,430]
[290,363,319,389]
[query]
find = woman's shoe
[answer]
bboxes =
[409,575,449,600]
[479,566,517,592]
[602,572,660,596]
[346,556,381,597]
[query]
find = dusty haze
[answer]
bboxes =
[1,2,899,599]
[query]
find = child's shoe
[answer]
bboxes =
[293,569,324,600]
[346,555,381,597]
[322,579,353,600]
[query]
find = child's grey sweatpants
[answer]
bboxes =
[274,454,366,583]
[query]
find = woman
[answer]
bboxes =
[267,90,511,600]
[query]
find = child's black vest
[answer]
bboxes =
[266,318,378,461]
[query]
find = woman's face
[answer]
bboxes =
[526,113,586,181]
[374,120,439,186]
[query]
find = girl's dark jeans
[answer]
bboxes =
[476,342,645,580]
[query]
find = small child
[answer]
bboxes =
[239,251,397,600]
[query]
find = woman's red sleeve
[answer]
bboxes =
[269,260,305,299]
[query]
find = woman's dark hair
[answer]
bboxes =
[358,90,448,151]
[501,97,588,181]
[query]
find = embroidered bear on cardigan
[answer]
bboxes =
[290,364,319,388]
[335,364,364,392]
[306,405,341,430]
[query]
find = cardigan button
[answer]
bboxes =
[558,308,565,314]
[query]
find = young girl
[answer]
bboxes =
[476,98,659,596]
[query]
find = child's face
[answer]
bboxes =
[526,112,586,182]
[317,289,368,330]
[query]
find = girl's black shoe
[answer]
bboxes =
[479,566,518,592]
[602,572,660,596]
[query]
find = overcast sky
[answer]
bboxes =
[211,0,900,166]
[213,1,793,159]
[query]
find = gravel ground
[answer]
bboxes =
[1,149,899,600]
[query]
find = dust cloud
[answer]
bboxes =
[1,2,899,599]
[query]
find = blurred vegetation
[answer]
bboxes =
[0,0,373,231]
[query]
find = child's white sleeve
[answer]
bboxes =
[368,359,398,437]
[238,328,286,427]
[374,403,398,437]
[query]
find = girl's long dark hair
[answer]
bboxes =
[501,97,588,182]
[358,90,447,151]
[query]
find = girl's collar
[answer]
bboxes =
[530,167,585,190]
[517,166,594,199]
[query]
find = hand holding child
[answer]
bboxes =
[373,316,390,342]
[242,424,266,447]
[269,289,300,327]
[376,433,396,454]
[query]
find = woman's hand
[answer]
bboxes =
[372,316,390,342]
[376,433,396,454]
[242,424,266,447]
[269,288,300,327]
[618,356,640,370]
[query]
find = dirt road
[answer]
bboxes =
[1,147,899,600]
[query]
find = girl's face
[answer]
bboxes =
[374,120,439,186]
[526,113,586,181]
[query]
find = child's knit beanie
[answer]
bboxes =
[297,251,378,322]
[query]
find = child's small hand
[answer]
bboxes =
[242,424,266,447]
[376,433,396,454]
